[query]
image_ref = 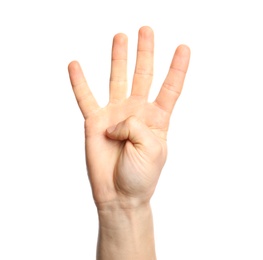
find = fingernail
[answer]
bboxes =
[107,125,116,134]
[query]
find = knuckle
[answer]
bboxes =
[125,116,137,127]
[163,82,181,96]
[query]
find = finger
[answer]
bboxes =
[109,33,128,103]
[154,45,190,114]
[68,61,99,118]
[131,26,154,99]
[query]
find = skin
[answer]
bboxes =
[68,26,190,260]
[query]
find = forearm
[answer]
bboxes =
[96,201,156,260]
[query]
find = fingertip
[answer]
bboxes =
[68,61,85,83]
[173,45,191,70]
[113,33,128,44]
[106,124,117,135]
[139,26,154,38]
[68,60,81,73]
[176,44,191,57]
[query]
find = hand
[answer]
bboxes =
[68,26,190,210]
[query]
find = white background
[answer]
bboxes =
[0,0,262,259]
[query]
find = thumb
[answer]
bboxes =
[106,116,154,145]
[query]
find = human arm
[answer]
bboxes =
[68,26,190,259]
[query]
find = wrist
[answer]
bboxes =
[97,201,156,260]
[95,193,151,210]
[97,200,152,230]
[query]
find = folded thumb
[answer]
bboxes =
[106,116,152,145]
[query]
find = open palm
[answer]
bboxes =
[68,26,190,209]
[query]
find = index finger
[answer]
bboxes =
[154,45,190,114]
